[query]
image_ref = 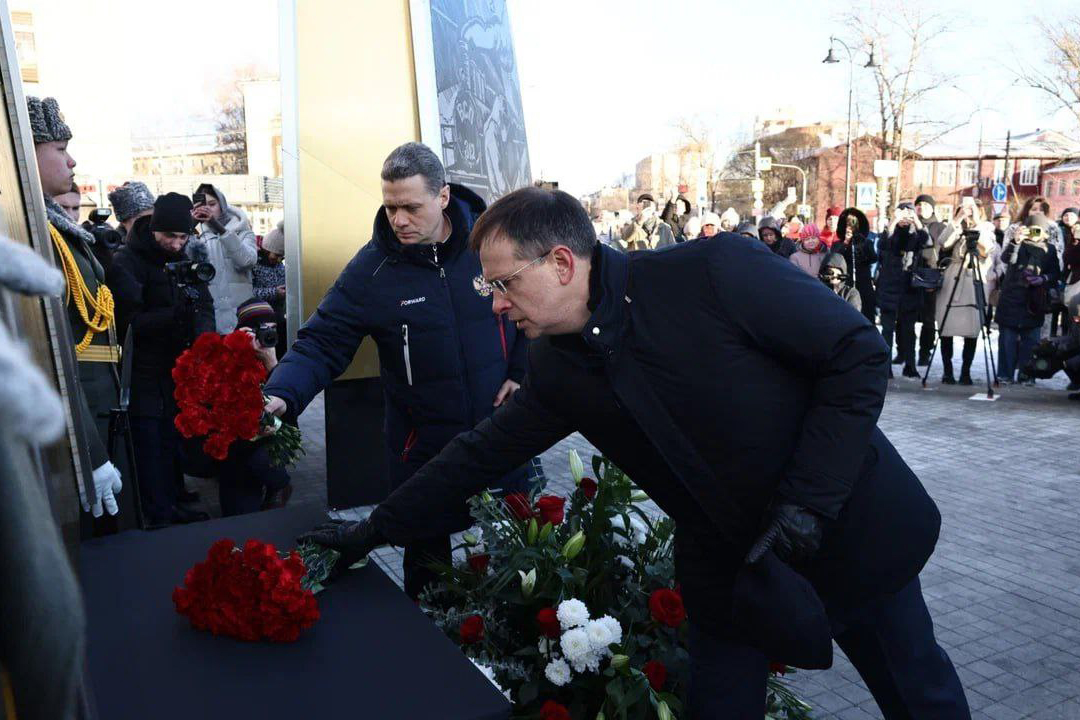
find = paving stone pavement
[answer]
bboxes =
[187,324,1080,718]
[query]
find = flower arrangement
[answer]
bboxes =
[420,451,813,719]
[172,331,303,466]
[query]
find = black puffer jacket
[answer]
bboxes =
[995,241,1061,329]
[875,226,928,313]
[107,216,215,417]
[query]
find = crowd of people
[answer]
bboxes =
[30,96,291,530]
[599,190,1080,396]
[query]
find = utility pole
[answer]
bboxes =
[1003,129,1013,213]
[751,141,765,220]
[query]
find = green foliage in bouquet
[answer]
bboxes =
[420,452,814,719]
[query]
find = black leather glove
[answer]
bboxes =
[296,518,386,579]
[745,503,824,565]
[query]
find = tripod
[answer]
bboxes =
[921,233,998,398]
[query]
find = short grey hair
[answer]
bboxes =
[381,142,446,196]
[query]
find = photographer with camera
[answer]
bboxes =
[877,202,931,379]
[995,213,1061,385]
[207,299,292,516]
[934,203,995,386]
[107,193,215,528]
[191,183,258,334]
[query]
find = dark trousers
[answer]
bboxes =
[880,308,897,364]
[896,305,920,369]
[130,415,180,525]
[997,325,1041,381]
[688,577,970,719]
[217,442,290,517]
[941,337,977,373]
[856,275,877,325]
[919,293,937,360]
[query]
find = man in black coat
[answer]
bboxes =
[298,188,970,718]
[107,193,215,527]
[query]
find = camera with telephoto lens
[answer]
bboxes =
[164,259,216,286]
[84,208,123,250]
[254,321,278,349]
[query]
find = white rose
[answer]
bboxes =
[544,658,572,687]
[585,619,615,653]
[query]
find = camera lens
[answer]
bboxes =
[194,263,216,283]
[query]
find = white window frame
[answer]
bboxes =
[1019,159,1040,186]
[960,160,977,186]
[936,160,956,187]
[913,160,934,187]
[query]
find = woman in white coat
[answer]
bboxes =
[191,183,258,333]
[935,205,995,385]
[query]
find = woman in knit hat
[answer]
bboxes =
[789,222,826,277]
[253,220,287,358]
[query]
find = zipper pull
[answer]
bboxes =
[402,324,413,386]
[440,267,446,279]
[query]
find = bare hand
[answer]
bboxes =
[493,379,520,407]
[260,395,287,437]
[192,206,214,223]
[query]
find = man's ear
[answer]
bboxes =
[439,184,450,210]
[551,246,576,287]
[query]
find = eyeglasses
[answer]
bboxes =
[477,250,551,297]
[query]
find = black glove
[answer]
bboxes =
[296,518,386,580]
[745,503,824,565]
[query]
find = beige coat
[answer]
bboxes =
[935,223,996,338]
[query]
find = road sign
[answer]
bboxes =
[992,201,1007,217]
[992,182,1007,202]
[756,156,773,172]
[796,204,812,218]
[753,199,764,210]
[874,160,899,178]
[750,178,765,193]
[855,182,876,210]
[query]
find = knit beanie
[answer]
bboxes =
[262,220,285,255]
[26,97,71,144]
[915,194,935,208]
[108,182,156,222]
[236,298,276,330]
[149,192,195,234]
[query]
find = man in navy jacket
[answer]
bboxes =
[264,143,529,598]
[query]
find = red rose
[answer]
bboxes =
[643,660,667,691]
[649,588,686,627]
[535,495,566,525]
[539,700,571,720]
[579,477,598,500]
[460,614,484,644]
[504,492,534,521]
[536,606,561,638]
[466,553,490,574]
[769,662,787,676]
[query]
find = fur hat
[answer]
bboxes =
[108,182,156,222]
[26,97,72,144]
[262,220,285,255]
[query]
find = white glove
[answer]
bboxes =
[83,461,123,517]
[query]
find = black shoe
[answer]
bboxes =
[892,354,904,365]
[942,371,956,385]
[902,365,920,378]
[958,371,974,386]
[261,484,293,511]
[170,505,209,524]
[177,488,201,504]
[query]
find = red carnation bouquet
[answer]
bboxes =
[172,331,303,467]
[172,538,331,642]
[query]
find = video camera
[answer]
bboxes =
[164,259,216,287]
[84,208,123,250]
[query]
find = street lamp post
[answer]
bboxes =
[823,38,878,209]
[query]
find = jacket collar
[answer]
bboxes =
[580,243,631,356]
[129,216,177,267]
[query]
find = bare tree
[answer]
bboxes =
[1015,17,1080,132]
[212,63,272,175]
[671,114,720,211]
[841,3,969,205]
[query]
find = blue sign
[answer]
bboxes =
[992,182,1007,202]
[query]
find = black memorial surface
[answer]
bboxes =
[80,505,510,720]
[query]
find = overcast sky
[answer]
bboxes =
[21,0,1080,195]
